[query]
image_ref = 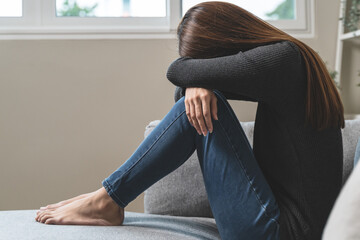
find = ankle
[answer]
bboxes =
[95,187,122,212]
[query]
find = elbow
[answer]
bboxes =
[166,61,180,86]
[166,68,176,85]
[166,57,190,87]
[166,57,192,86]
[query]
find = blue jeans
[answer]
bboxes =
[102,90,280,240]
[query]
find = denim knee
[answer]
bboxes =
[212,89,231,110]
[212,89,238,121]
[212,89,227,101]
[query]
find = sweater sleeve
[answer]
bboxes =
[174,86,257,103]
[174,86,186,102]
[167,40,302,103]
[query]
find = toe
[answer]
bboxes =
[45,218,56,224]
[37,210,51,222]
[41,204,57,210]
[40,205,50,210]
[36,210,45,221]
[47,203,58,209]
[37,212,45,222]
[35,212,41,221]
[40,213,52,223]
[36,209,45,215]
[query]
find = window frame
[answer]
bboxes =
[0,0,314,39]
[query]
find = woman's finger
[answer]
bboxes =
[202,96,213,133]
[194,98,208,136]
[211,94,218,121]
[190,101,202,135]
[185,99,193,127]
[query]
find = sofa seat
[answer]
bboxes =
[0,210,220,240]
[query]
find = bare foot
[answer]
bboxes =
[37,191,95,213]
[35,187,124,226]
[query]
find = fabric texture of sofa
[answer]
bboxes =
[1,119,359,240]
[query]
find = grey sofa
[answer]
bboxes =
[1,119,359,240]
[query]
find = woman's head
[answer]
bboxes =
[177,1,344,131]
[177,1,288,58]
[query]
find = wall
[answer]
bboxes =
[0,0,341,212]
[341,39,360,114]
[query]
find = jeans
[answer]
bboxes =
[102,90,280,240]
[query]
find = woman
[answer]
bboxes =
[35,2,344,240]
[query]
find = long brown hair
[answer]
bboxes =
[177,1,344,131]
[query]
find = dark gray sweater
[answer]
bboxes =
[166,40,343,240]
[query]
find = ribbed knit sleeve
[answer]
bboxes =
[174,86,257,103]
[167,40,302,103]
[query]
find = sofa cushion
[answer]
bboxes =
[0,210,220,240]
[353,137,360,167]
[342,119,360,183]
[143,120,254,218]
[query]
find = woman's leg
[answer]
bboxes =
[36,90,279,239]
[196,90,280,240]
[102,89,279,239]
[35,94,198,225]
[101,95,198,208]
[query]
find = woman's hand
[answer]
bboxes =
[184,87,218,136]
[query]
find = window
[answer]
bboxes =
[182,0,311,31]
[0,0,314,39]
[182,0,296,20]
[0,0,22,17]
[56,0,166,17]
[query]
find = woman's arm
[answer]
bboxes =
[174,86,257,103]
[168,40,302,104]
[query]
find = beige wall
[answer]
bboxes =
[0,0,343,212]
[341,39,360,114]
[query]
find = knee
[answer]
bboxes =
[213,90,229,106]
[212,89,226,100]
[212,90,230,112]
